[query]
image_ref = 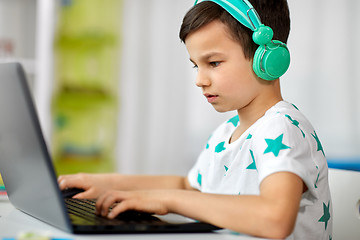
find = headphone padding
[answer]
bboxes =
[253,40,290,81]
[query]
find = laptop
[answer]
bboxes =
[0,62,220,234]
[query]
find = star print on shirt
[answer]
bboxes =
[227,115,239,127]
[318,201,331,230]
[215,141,226,153]
[314,166,320,188]
[312,131,325,156]
[247,149,257,170]
[264,134,291,157]
[292,103,299,110]
[197,172,202,187]
[285,114,305,138]
[224,165,229,176]
[205,134,212,149]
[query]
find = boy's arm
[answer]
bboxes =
[112,175,195,191]
[96,171,303,239]
[58,173,195,199]
[169,172,303,238]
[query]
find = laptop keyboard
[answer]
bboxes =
[65,198,163,226]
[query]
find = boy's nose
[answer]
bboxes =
[195,70,211,88]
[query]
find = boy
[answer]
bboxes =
[58,0,332,239]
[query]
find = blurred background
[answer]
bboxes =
[0,0,359,183]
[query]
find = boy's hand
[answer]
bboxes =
[58,173,114,199]
[95,190,171,219]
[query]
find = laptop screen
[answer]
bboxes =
[0,63,72,232]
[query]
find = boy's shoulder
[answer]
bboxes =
[249,101,325,160]
[258,101,314,134]
[250,101,314,138]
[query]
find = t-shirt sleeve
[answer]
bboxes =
[250,114,319,206]
[186,119,231,192]
[187,154,202,191]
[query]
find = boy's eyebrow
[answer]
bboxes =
[189,52,225,64]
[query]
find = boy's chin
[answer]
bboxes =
[212,105,233,113]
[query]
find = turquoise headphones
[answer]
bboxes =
[194,0,290,81]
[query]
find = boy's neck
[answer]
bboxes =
[238,95,282,125]
[230,80,283,143]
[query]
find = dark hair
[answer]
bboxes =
[179,0,290,60]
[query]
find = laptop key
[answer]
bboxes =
[65,198,163,225]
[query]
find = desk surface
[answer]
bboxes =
[0,198,265,240]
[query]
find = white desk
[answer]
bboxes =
[0,198,265,240]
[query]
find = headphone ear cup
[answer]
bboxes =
[253,40,290,81]
[253,45,270,80]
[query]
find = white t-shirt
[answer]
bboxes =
[188,101,332,240]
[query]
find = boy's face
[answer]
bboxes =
[185,20,263,113]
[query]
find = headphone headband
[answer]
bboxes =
[194,0,261,31]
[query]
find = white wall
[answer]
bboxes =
[0,0,54,142]
[283,0,360,159]
[117,0,360,175]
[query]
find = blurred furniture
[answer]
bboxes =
[328,167,360,239]
[328,158,360,171]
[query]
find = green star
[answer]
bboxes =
[264,134,291,157]
[292,103,299,110]
[197,172,202,186]
[247,149,257,170]
[314,166,319,188]
[224,165,229,176]
[227,115,239,127]
[312,131,325,156]
[215,141,226,153]
[205,134,212,149]
[314,172,320,188]
[285,114,305,138]
[246,134,252,139]
[318,201,331,230]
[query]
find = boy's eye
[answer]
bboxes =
[192,64,198,70]
[210,61,221,67]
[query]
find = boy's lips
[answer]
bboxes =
[204,93,219,103]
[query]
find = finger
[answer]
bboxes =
[107,200,136,219]
[73,188,97,199]
[57,174,77,184]
[96,191,120,217]
[95,192,107,215]
[57,175,70,189]
[58,178,78,190]
[109,193,169,217]
[58,174,87,190]
[73,191,90,199]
